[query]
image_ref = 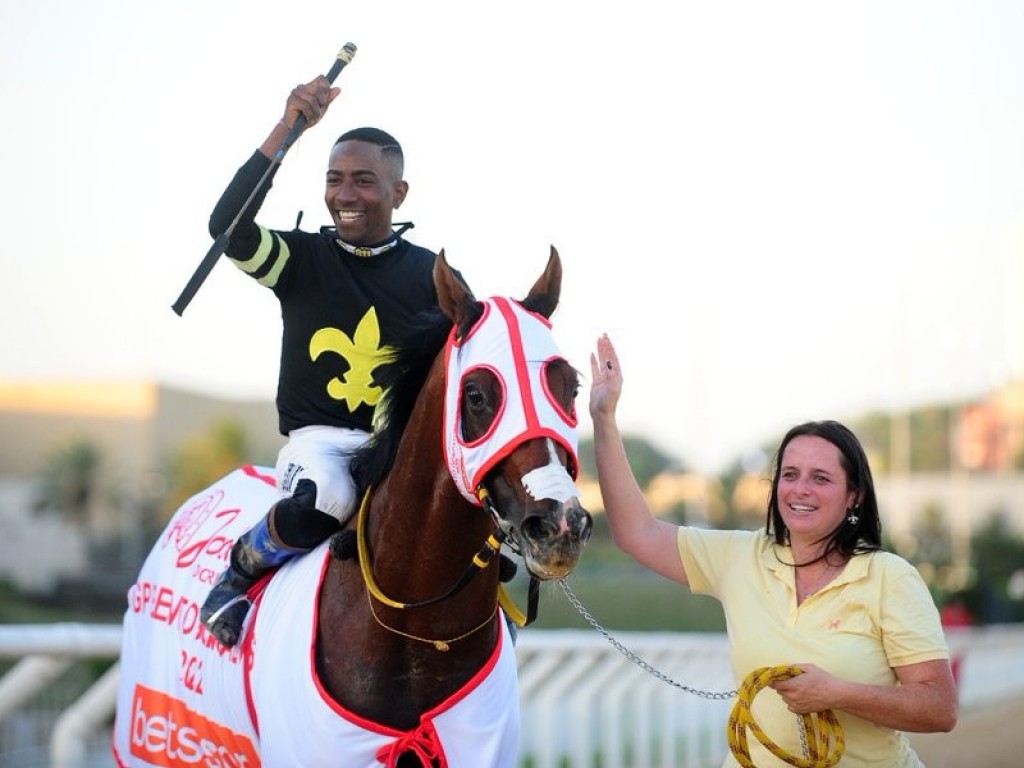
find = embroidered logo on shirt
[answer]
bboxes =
[828,619,841,630]
[280,462,304,493]
[309,307,392,412]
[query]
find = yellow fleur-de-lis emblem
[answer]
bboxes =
[309,307,391,411]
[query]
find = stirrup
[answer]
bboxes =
[202,593,252,648]
[201,568,256,648]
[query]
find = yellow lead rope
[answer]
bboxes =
[727,666,845,768]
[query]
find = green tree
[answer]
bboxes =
[33,437,103,526]
[162,419,256,520]
[909,407,955,472]
[578,434,681,490]
[969,512,1024,623]
[911,503,955,567]
[852,412,892,472]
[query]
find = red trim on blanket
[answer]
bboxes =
[111,736,128,766]
[236,463,276,737]
[233,462,276,738]
[307,551,506,738]
[241,464,278,487]
[242,580,271,738]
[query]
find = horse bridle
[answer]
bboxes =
[479,486,540,626]
[354,485,538,627]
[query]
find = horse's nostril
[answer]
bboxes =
[521,515,559,542]
[521,509,593,544]
[580,517,593,543]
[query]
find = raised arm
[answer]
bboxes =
[589,334,689,585]
[208,76,340,251]
[258,75,340,160]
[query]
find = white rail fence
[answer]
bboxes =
[1,624,1023,767]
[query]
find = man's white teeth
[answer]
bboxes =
[338,211,361,221]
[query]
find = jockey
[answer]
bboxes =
[199,77,443,648]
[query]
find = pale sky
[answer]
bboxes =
[2,0,1022,472]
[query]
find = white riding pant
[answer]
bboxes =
[275,425,371,524]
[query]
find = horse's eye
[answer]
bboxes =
[464,382,487,411]
[563,371,580,404]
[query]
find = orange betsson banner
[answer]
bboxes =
[127,683,259,767]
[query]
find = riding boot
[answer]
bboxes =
[200,512,307,648]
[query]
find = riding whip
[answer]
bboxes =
[171,42,358,316]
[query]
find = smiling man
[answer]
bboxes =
[198,76,442,648]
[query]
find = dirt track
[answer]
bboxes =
[908,696,1023,768]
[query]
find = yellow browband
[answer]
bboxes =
[727,665,845,768]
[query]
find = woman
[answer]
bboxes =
[588,334,957,767]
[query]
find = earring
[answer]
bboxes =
[846,506,860,526]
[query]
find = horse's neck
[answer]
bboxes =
[317,464,501,729]
[311,373,502,727]
[370,368,498,602]
[373,444,494,598]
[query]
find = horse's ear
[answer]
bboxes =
[434,249,479,328]
[522,246,562,319]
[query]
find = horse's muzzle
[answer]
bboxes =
[519,498,592,580]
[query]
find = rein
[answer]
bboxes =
[354,487,537,646]
[356,488,503,610]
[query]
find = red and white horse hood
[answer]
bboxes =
[443,296,579,505]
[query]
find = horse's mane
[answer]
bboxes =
[349,306,454,497]
[349,291,555,499]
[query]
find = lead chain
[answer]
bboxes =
[558,579,842,765]
[557,578,737,701]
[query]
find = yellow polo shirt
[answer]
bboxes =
[678,527,949,768]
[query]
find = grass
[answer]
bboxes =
[507,539,727,632]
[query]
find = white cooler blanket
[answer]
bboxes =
[112,465,519,767]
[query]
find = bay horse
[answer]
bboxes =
[113,249,592,767]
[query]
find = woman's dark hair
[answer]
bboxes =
[766,420,882,563]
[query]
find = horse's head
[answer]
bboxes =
[437,247,593,580]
